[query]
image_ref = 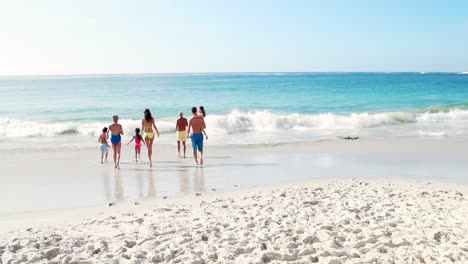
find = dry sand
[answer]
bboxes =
[1,179,467,263]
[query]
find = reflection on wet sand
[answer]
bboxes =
[101,162,210,203]
[101,167,111,201]
[177,166,206,194]
[194,167,205,193]
[114,171,124,201]
[102,168,157,203]
[100,170,124,202]
[147,170,156,198]
[136,169,156,198]
[178,167,189,193]
[136,169,144,198]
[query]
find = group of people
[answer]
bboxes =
[98,106,208,169]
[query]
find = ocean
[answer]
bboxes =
[1,72,468,149]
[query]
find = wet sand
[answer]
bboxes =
[1,138,468,216]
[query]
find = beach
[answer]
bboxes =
[1,178,467,263]
[1,138,468,263]
[2,0,468,260]
[2,73,468,263]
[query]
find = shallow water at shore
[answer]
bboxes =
[1,73,468,148]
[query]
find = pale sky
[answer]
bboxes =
[0,0,467,75]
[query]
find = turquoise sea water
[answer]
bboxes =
[1,72,468,147]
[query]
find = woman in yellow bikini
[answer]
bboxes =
[142,109,160,167]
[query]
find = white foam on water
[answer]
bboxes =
[1,109,468,140]
[417,131,448,137]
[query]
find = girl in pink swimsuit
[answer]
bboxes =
[127,128,145,162]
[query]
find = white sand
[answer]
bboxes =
[1,179,468,263]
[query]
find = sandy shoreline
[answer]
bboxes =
[1,178,468,263]
[2,138,468,263]
[2,138,468,216]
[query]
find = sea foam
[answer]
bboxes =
[1,109,468,138]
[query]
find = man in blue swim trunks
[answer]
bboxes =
[108,115,124,169]
[188,107,207,166]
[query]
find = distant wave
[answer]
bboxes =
[205,110,416,134]
[417,131,447,137]
[0,118,175,138]
[2,108,468,138]
[57,128,80,135]
[459,72,468,75]
[420,102,468,113]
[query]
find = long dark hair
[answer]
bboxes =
[199,106,206,117]
[144,109,153,121]
[135,128,143,141]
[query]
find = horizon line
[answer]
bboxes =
[0,71,466,78]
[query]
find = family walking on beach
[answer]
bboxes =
[98,107,208,169]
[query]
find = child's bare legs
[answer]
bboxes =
[137,148,140,162]
[105,153,108,163]
[134,149,137,162]
[199,150,204,166]
[100,154,104,164]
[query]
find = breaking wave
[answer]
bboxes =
[2,108,468,138]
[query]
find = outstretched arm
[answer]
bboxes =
[153,122,160,137]
[127,136,134,145]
